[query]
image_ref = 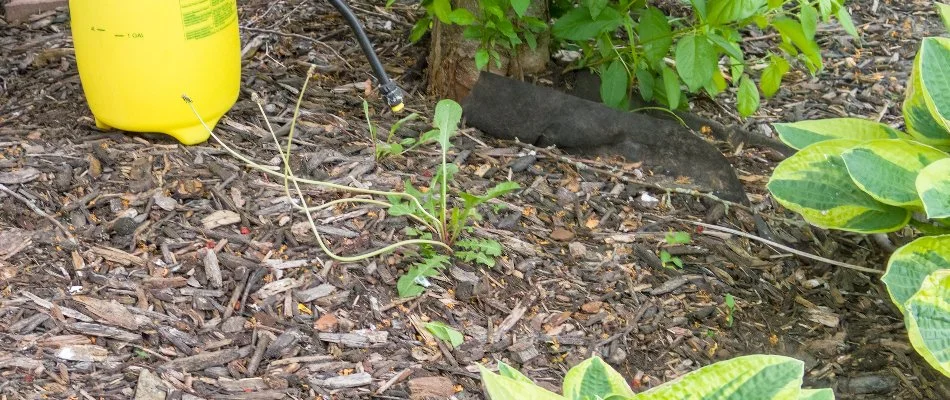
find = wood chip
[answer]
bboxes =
[0,357,44,370]
[294,283,336,303]
[72,295,140,330]
[318,330,388,348]
[68,322,140,342]
[0,167,40,184]
[91,246,146,267]
[218,377,268,392]
[202,210,241,229]
[407,376,456,399]
[54,345,108,362]
[160,346,253,372]
[255,278,303,299]
[309,372,372,389]
[134,369,168,400]
[203,249,223,288]
[22,291,93,322]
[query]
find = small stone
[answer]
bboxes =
[221,317,247,333]
[153,194,177,211]
[550,227,575,241]
[314,313,339,333]
[568,242,587,258]
[509,155,537,172]
[112,217,138,235]
[581,301,603,314]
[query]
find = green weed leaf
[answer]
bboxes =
[761,54,790,97]
[475,48,490,70]
[397,254,450,297]
[425,321,464,348]
[601,60,629,109]
[737,74,760,117]
[586,0,609,19]
[455,238,503,267]
[637,8,673,68]
[661,65,682,108]
[774,17,823,73]
[707,0,768,25]
[552,6,622,41]
[836,5,859,38]
[431,0,453,23]
[511,0,530,17]
[449,8,475,25]
[800,4,819,41]
[938,2,950,32]
[409,17,431,43]
[664,231,692,244]
[433,99,462,150]
[675,33,718,92]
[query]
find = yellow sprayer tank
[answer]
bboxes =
[69,0,241,145]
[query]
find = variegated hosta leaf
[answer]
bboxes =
[841,139,948,208]
[767,139,911,233]
[498,361,536,384]
[798,388,836,400]
[882,235,950,314]
[562,356,635,399]
[903,37,950,146]
[479,364,566,400]
[633,355,805,399]
[917,158,950,219]
[905,270,950,378]
[773,118,904,150]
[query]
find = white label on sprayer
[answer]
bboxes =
[180,0,237,40]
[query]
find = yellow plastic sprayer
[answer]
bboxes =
[68,0,405,145]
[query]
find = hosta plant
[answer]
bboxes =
[766,19,950,377]
[479,354,834,399]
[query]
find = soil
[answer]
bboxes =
[1,0,949,399]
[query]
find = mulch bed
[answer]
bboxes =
[1,0,949,399]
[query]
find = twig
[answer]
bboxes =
[0,183,76,245]
[680,219,883,275]
[240,26,354,69]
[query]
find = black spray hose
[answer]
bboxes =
[326,0,405,112]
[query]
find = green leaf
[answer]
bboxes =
[766,139,911,233]
[562,356,635,399]
[638,8,673,68]
[397,255,450,297]
[524,31,538,50]
[585,0,609,19]
[601,60,630,109]
[817,0,832,21]
[905,269,950,378]
[938,2,950,32]
[497,361,536,384]
[409,17,431,43]
[800,3,819,41]
[841,139,948,207]
[737,74,760,117]
[664,231,692,244]
[707,0,768,25]
[431,0,453,23]
[475,48,490,70]
[637,355,805,399]
[636,66,656,101]
[448,8,475,25]
[675,33,719,92]
[691,0,708,20]
[773,118,905,150]
[773,17,823,74]
[479,365,567,400]
[799,388,836,400]
[904,37,950,146]
[461,181,521,208]
[761,54,790,97]
[511,0,530,17]
[661,65,682,108]
[707,31,743,61]
[424,321,464,348]
[433,99,463,150]
[883,236,950,315]
[836,5,859,38]
[455,238,503,267]
[917,158,950,219]
[552,6,623,41]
